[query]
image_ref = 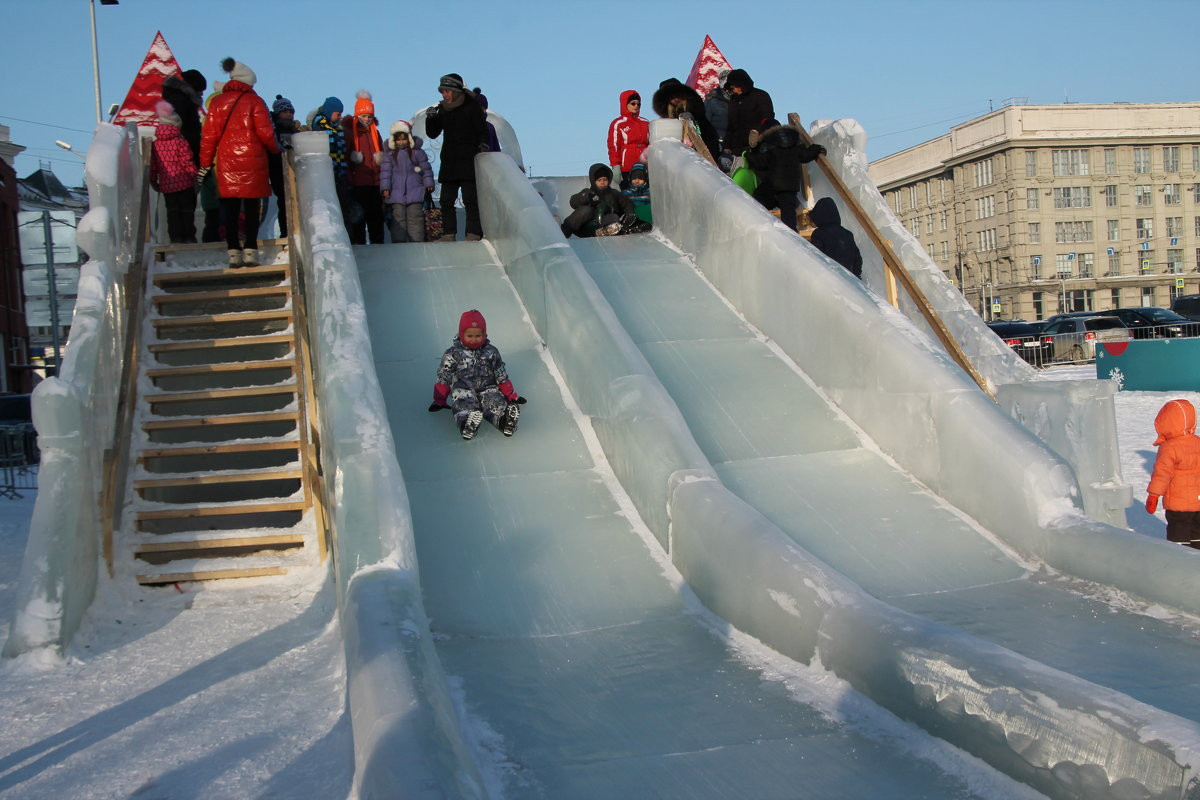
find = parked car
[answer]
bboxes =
[986,320,1048,366]
[1171,294,1200,322]
[1039,315,1129,362]
[1106,307,1200,339]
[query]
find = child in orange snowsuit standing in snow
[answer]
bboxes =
[1146,398,1200,548]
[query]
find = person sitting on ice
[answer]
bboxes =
[621,162,652,225]
[808,197,863,280]
[428,310,526,440]
[561,164,642,238]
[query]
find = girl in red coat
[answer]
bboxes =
[150,100,198,243]
[198,58,280,267]
[1146,398,1200,548]
[607,90,649,187]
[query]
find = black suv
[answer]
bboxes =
[1106,307,1199,339]
[986,320,1048,366]
[1172,294,1200,321]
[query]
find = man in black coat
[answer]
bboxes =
[161,69,206,167]
[746,119,824,233]
[652,78,720,159]
[425,74,489,241]
[723,69,774,159]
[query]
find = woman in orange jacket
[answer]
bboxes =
[198,57,280,267]
[1146,398,1200,548]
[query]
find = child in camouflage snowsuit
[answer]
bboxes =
[429,309,525,440]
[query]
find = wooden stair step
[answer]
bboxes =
[142,411,300,432]
[134,530,307,555]
[136,500,307,522]
[146,359,297,379]
[144,383,298,404]
[148,334,294,354]
[135,468,303,490]
[152,286,291,306]
[136,558,291,585]
[154,264,288,287]
[139,440,299,460]
[151,309,293,329]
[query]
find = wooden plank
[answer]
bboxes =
[146,359,296,379]
[136,500,307,521]
[786,113,993,400]
[154,264,288,286]
[152,286,290,306]
[144,383,298,404]
[153,242,230,255]
[148,334,294,354]
[680,119,718,166]
[139,440,299,459]
[134,533,306,554]
[135,469,304,489]
[142,411,299,431]
[136,566,287,584]
[150,309,293,329]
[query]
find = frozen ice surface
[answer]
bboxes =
[352,241,1034,798]
[570,231,1200,726]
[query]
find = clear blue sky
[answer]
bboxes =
[3,0,1196,188]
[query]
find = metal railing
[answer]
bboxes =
[0,423,39,499]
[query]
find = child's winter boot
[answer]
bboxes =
[501,403,520,437]
[460,410,483,440]
[242,248,259,266]
[227,249,244,267]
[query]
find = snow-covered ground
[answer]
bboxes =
[0,363,1187,798]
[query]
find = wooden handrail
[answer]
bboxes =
[787,114,994,400]
[101,137,154,574]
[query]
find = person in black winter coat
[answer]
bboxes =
[561,164,637,238]
[746,119,825,233]
[425,73,489,241]
[161,69,207,167]
[809,196,863,279]
[723,69,774,161]
[652,78,719,159]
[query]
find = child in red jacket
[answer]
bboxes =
[1146,398,1200,548]
[428,310,526,440]
[150,100,198,243]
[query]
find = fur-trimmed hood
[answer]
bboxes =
[652,78,703,119]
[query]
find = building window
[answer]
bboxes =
[926,214,934,235]
[975,159,993,187]
[977,195,996,218]
[1053,186,1091,209]
[925,183,932,206]
[1026,150,1037,177]
[939,210,948,231]
[1137,218,1154,239]
[1195,183,1200,203]
[1026,188,1038,210]
[1054,221,1093,243]
[1164,184,1182,205]
[1107,220,1119,241]
[1134,147,1150,173]
[1108,252,1121,276]
[1171,283,1186,302]
[910,185,919,208]
[1052,148,1090,176]
[978,228,996,251]
[1142,286,1156,305]
[1168,248,1184,273]
[1195,216,1200,237]
[1110,288,1121,307]
[1167,216,1183,237]
[1163,146,1180,173]
[1140,251,1155,273]
[1033,292,1045,319]
[1104,148,1117,174]
[1078,252,1094,278]
[1103,185,1118,207]
[895,192,903,212]
[1055,254,1073,278]
[941,241,949,261]
[1030,255,1042,280]
[939,180,946,202]
[1196,248,1200,270]
[1135,185,1153,206]
[1028,222,1041,244]
[1194,146,1200,170]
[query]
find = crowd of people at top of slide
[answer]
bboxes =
[148,57,860,276]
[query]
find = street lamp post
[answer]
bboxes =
[89,0,120,124]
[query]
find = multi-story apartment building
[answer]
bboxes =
[868,102,1200,321]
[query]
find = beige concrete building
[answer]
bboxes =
[869,102,1200,321]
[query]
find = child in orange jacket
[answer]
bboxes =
[1146,398,1200,548]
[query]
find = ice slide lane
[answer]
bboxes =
[569,232,1200,725]
[352,241,1023,798]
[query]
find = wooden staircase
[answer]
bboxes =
[121,241,327,585]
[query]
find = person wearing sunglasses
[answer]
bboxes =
[607,90,650,188]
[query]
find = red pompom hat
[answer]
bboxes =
[458,309,486,347]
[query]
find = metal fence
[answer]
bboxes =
[0,423,39,499]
